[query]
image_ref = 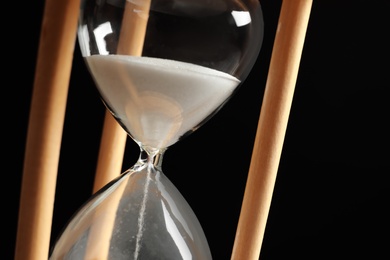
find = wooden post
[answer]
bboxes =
[92,0,151,193]
[15,1,80,259]
[231,0,313,259]
[84,1,152,259]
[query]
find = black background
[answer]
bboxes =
[5,0,390,259]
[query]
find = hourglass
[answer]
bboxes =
[49,0,264,259]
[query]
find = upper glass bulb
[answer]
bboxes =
[78,0,264,150]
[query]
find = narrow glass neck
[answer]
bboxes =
[137,146,166,170]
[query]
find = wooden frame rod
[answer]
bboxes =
[85,1,151,258]
[92,0,152,193]
[15,1,80,259]
[231,0,313,259]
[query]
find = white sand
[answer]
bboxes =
[86,55,240,149]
